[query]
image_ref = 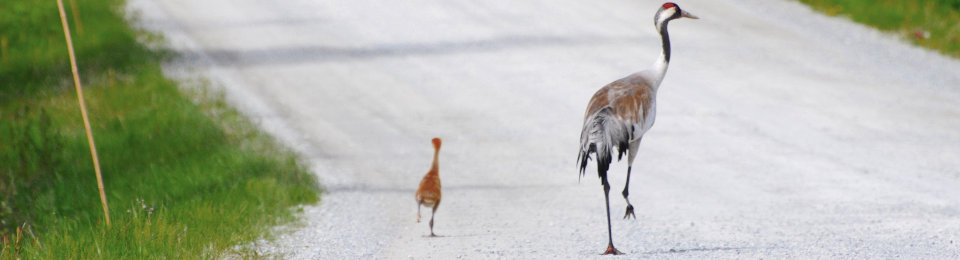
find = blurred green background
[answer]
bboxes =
[797,0,960,58]
[1,0,319,258]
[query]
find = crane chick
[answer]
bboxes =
[415,137,442,237]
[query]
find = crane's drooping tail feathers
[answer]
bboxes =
[578,107,631,179]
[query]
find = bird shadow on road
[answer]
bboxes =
[640,246,770,255]
[419,233,485,238]
[444,184,569,191]
[324,183,566,194]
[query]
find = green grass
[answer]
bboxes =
[796,0,960,58]
[1,0,320,258]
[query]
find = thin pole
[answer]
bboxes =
[56,0,110,227]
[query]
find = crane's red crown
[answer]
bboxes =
[432,137,442,149]
[662,2,677,9]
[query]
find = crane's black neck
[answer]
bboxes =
[659,22,671,63]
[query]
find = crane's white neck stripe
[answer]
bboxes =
[652,53,669,88]
[655,8,676,31]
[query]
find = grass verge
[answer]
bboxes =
[796,0,960,58]
[1,0,319,258]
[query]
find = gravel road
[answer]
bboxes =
[129,0,960,258]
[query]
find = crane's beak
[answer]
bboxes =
[681,10,699,20]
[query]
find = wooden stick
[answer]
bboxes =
[56,0,110,227]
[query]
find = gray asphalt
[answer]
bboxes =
[129,0,960,258]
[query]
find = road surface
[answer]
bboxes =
[128,0,960,258]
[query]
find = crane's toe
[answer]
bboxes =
[623,205,636,219]
[603,245,624,255]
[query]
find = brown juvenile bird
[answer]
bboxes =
[415,137,442,237]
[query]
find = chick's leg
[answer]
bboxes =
[429,205,438,237]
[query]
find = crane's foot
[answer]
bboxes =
[602,245,623,255]
[623,204,635,219]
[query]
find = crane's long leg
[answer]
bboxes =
[429,205,438,237]
[417,203,422,223]
[623,140,640,220]
[601,175,623,255]
[622,166,636,219]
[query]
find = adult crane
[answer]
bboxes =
[577,2,698,255]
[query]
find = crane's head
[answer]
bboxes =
[432,137,442,150]
[654,2,698,32]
